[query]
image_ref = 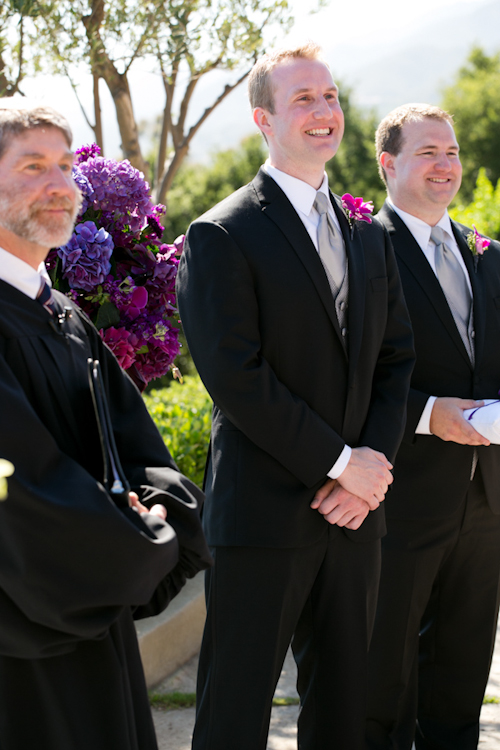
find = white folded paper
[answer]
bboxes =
[463,399,500,443]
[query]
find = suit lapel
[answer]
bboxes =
[252,169,346,351]
[452,220,486,365]
[332,193,366,376]
[379,202,473,369]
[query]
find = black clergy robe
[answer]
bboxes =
[0,280,211,750]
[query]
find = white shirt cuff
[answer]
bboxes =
[327,445,352,479]
[415,396,437,435]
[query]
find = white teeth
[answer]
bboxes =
[428,178,449,183]
[306,128,331,136]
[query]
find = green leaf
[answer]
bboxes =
[94,301,120,330]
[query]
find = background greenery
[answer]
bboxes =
[163,46,500,242]
[144,375,212,488]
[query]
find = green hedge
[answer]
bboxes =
[144,375,212,489]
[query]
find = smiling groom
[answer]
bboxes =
[176,42,415,750]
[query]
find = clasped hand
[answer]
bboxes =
[129,491,167,520]
[310,446,393,530]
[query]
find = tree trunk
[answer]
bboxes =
[83,0,147,175]
[93,72,104,152]
[103,69,148,175]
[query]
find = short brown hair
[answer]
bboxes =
[375,103,454,184]
[0,105,73,161]
[248,41,327,114]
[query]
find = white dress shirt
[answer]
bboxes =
[263,161,351,478]
[388,202,473,435]
[0,246,50,298]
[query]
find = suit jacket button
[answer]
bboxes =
[341,327,347,337]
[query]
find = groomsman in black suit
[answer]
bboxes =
[367,104,500,750]
[177,42,415,750]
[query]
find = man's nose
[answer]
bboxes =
[313,97,332,118]
[46,166,75,195]
[435,153,452,170]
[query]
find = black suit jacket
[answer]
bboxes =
[377,201,500,519]
[176,171,414,547]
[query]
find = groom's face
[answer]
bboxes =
[254,57,344,188]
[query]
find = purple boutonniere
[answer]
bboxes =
[467,224,491,272]
[341,193,374,239]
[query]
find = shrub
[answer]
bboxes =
[450,168,500,240]
[144,375,212,488]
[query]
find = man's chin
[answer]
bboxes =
[30,217,76,249]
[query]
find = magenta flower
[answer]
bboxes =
[101,327,137,370]
[75,144,103,164]
[341,193,374,227]
[470,225,490,255]
[467,225,491,272]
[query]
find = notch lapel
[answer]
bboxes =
[380,203,473,369]
[252,170,346,352]
[332,194,366,378]
[452,220,486,366]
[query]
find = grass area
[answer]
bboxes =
[272,696,300,706]
[149,691,300,711]
[483,694,500,704]
[149,691,197,710]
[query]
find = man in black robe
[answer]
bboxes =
[0,106,211,750]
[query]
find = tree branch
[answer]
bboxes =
[184,67,251,144]
[157,67,251,205]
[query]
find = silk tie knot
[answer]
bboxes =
[314,191,329,217]
[430,226,448,247]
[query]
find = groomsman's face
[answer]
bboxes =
[380,118,462,225]
[253,57,344,189]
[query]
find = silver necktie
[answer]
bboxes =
[431,226,472,346]
[314,192,346,293]
[431,226,477,477]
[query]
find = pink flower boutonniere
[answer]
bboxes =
[467,224,491,272]
[341,193,374,239]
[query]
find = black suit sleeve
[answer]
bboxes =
[356,228,415,461]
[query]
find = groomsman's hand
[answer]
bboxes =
[335,446,393,503]
[430,397,490,446]
[311,480,372,529]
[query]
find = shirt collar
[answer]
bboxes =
[264,160,331,218]
[387,200,453,253]
[0,246,50,299]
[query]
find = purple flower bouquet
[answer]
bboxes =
[47,144,182,391]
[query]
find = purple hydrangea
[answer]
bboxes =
[72,168,95,216]
[58,221,114,292]
[48,144,182,388]
[79,157,154,233]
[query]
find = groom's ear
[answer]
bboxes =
[380,151,396,180]
[253,107,273,137]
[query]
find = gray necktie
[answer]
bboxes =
[431,226,472,341]
[314,192,346,293]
